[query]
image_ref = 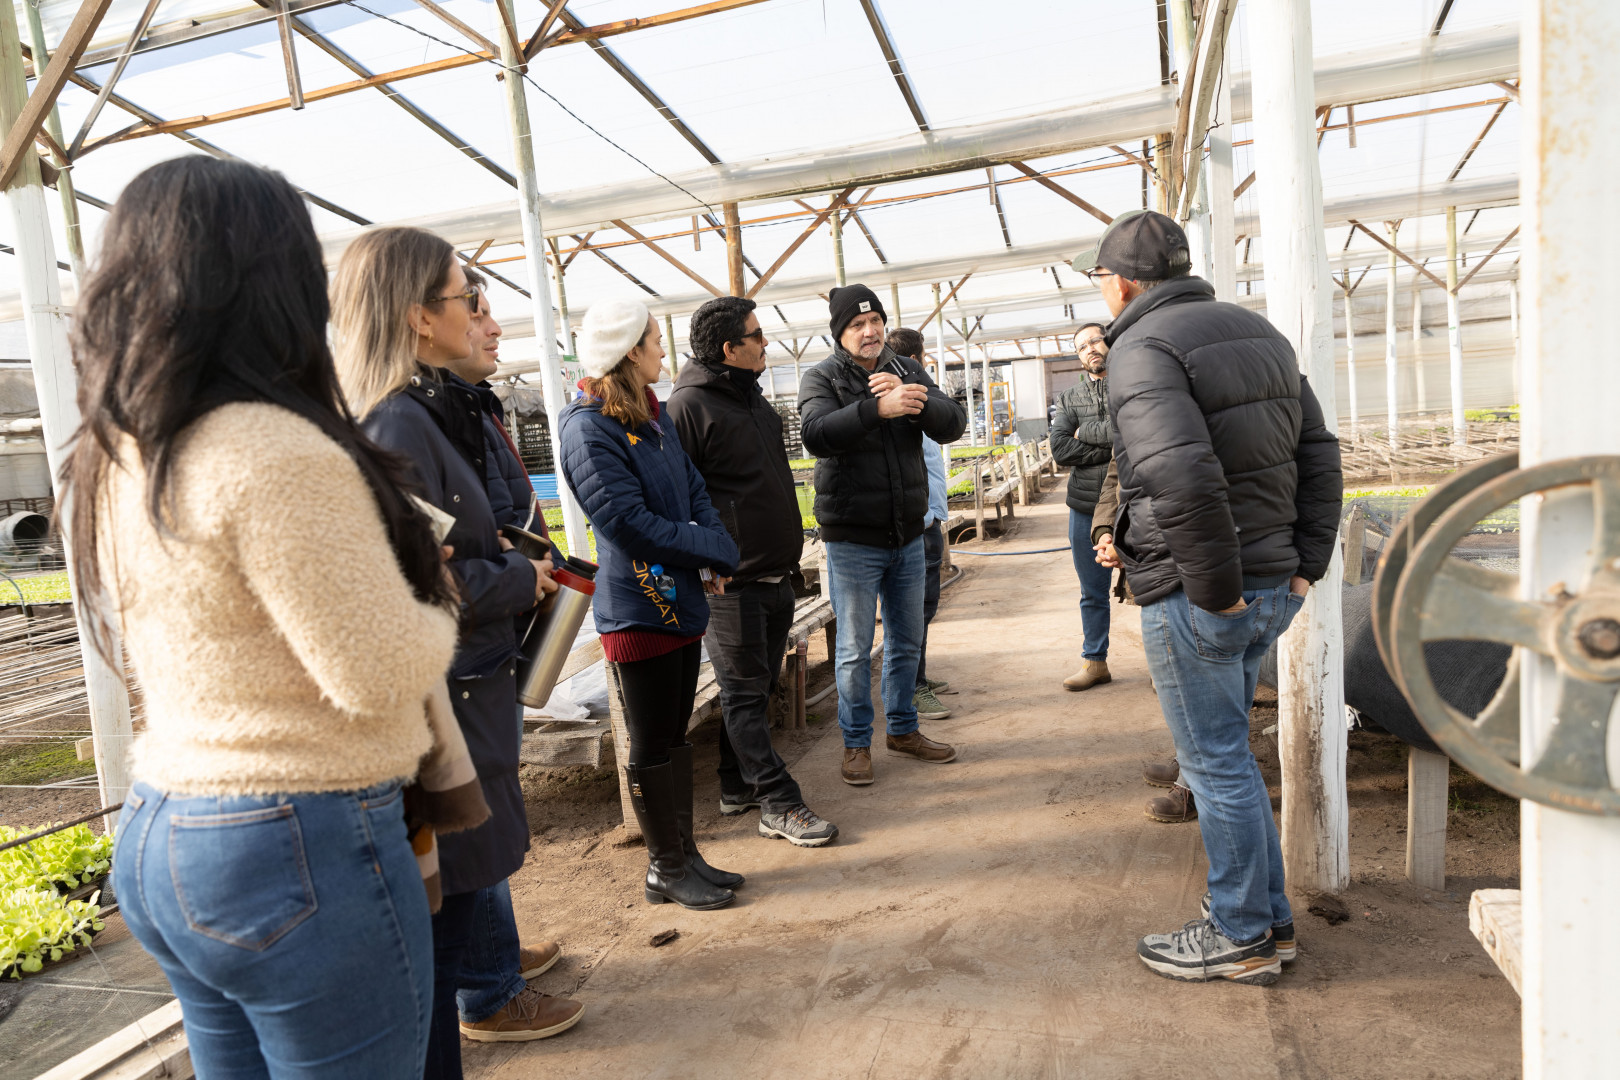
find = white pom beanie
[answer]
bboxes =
[578,298,652,378]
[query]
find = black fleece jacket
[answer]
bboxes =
[1105,276,1343,611]
[796,345,966,547]
[667,358,804,582]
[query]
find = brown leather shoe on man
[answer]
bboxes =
[519,941,560,979]
[1145,784,1197,823]
[886,730,957,763]
[1062,660,1112,692]
[460,986,584,1042]
[1142,759,1180,788]
[841,746,874,785]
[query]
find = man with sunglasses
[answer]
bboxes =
[1073,211,1341,986]
[667,296,839,847]
[1048,321,1115,693]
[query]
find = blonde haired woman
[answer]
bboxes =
[558,299,740,910]
[331,227,580,1077]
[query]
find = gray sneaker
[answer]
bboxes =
[1136,918,1280,985]
[925,677,950,693]
[758,804,839,847]
[719,793,760,816]
[1200,893,1296,962]
[913,686,952,721]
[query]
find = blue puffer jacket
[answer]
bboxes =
[558,392,738,637]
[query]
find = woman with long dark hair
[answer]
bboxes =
[70,158,461,1077]
[559,298,741,910]
[330,227,581,1077]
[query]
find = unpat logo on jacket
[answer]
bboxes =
[631,560,679,628]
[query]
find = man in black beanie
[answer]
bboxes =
[797,284,967,786]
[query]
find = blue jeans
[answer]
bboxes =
[114,780,432,1079]
[455,880,524,1023]
[1068,509,1112,661]
[824,536,926,747]
[1138,584,1305,944]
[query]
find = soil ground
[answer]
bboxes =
[467,488,1522,1080]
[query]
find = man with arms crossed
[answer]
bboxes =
[1075,212,1341,985]
[797,285,967,786]
[1048,322,1115,693]
[667,296,838,846]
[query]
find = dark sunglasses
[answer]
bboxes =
[425,286,480,312]
[735,328,767,344]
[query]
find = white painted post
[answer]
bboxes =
[1385,225,1400,449]
[664,312,678,381]
[830,208,846,288]
[1412,284,1427,414]
[963,332,978,448]
[498,0,588,549]
[1343,283,1359,434]
[1518,1,1620,1070]
[1168,0,1212,283]
[1445,206,1466,445]
[0,7,133,818]
[933,285,952,480]
[1246,0,1348,894]
[981,342,994,445]
[890,282,901,326]
[1208,49,1238,300]
[1509,278,1520,405]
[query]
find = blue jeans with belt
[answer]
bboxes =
[1138,584,1304,944]
[114,780,433,1079]
[1068,509,1113,661]
[823,536,926,747]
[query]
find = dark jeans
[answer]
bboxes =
[425,890,478,1080]
[706,579,805,810]
[1068,509,1113,661]
[617,641,703,767]
[455,880,523,1023]
[1138,584,1304,943]
[916,523,944,690]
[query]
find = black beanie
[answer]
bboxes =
[828,284,886,340]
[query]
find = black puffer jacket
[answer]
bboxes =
[1048,374,1111,515]
[1105,276,1342,611]
[667,359,803,582]
[797,345,966,548]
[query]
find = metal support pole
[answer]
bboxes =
[1343,284,1359,436]
[1385,224,1400,448]
[497,0,587,548]
[963,334,978,448]
[890,281,901,326]
[1519,1,1620,1070]
[830,207,846,288]
[1248,0,1348,895]
[1445,205,1466,444]
[1509,278,1520,404]
[0,5,133,821]
[664,312,677,381]
[547,239,574,360]
[22,0,83,283]
[723,200,744,296]
[981,342,993,445]
[1412,283,1427,414]
[1208,46,1238,300]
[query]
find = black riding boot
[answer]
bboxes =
[668,742,745,890]
[627,761,734,910]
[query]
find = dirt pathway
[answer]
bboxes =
[470,490,1520,1080]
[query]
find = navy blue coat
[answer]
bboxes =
[364,372,536,896]
[558,394,738,638]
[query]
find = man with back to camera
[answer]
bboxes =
[666,296,839,847]
[797,285,968,786]
[884,326,954,723]
[1048,321,1115,694]
[1074,211,1342,985]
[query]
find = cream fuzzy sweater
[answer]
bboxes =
[102,402,460,795]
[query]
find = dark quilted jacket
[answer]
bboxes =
[1105,276,1343,611]
[557,393,738,637]
[1048,374,1111,515]
[796,345,966,548]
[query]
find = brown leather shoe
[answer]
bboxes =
[841,746,874,785]
[1062,660,1112,691]
[1145,784,1197,823]
[519,941,560,979]
[460,986,584,1042]
[1142,759,1180,788]
[886,730,957,763]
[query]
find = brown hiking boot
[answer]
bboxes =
[1062,660,1112,691]
[460,986,584,1042]
[841,746,874,785]
[1145,784,1197,823]
[1142,759,1180,788]
[886,730,958,763]
[519,941,560,979]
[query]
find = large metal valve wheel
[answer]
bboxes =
[1375,454,1620,815]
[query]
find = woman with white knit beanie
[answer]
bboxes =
[558,299,742,910]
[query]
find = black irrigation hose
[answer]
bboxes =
[948,546,1070,556]
[0,803,122,853]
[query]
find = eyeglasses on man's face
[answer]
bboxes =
[425,286,480,312]
[735,328,766,344]
[1082,268,1117,285]
[1076,335,1105,352]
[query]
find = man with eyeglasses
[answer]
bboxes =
[667,295,839,847]
[1048,321,1115,693]
[1073,211,1341,986]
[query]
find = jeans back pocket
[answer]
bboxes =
[1189,602,1255,661]
[169,804,317,951]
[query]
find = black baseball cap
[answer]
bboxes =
[1071,210,1192,281]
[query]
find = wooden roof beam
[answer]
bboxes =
[1004,161,1113,225]
[610,218,722,296]
[0,0,115,190]
[64,0,160,159]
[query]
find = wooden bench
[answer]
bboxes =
[954,439,1052,541]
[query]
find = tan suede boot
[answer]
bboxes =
[1062,659,1112,691]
